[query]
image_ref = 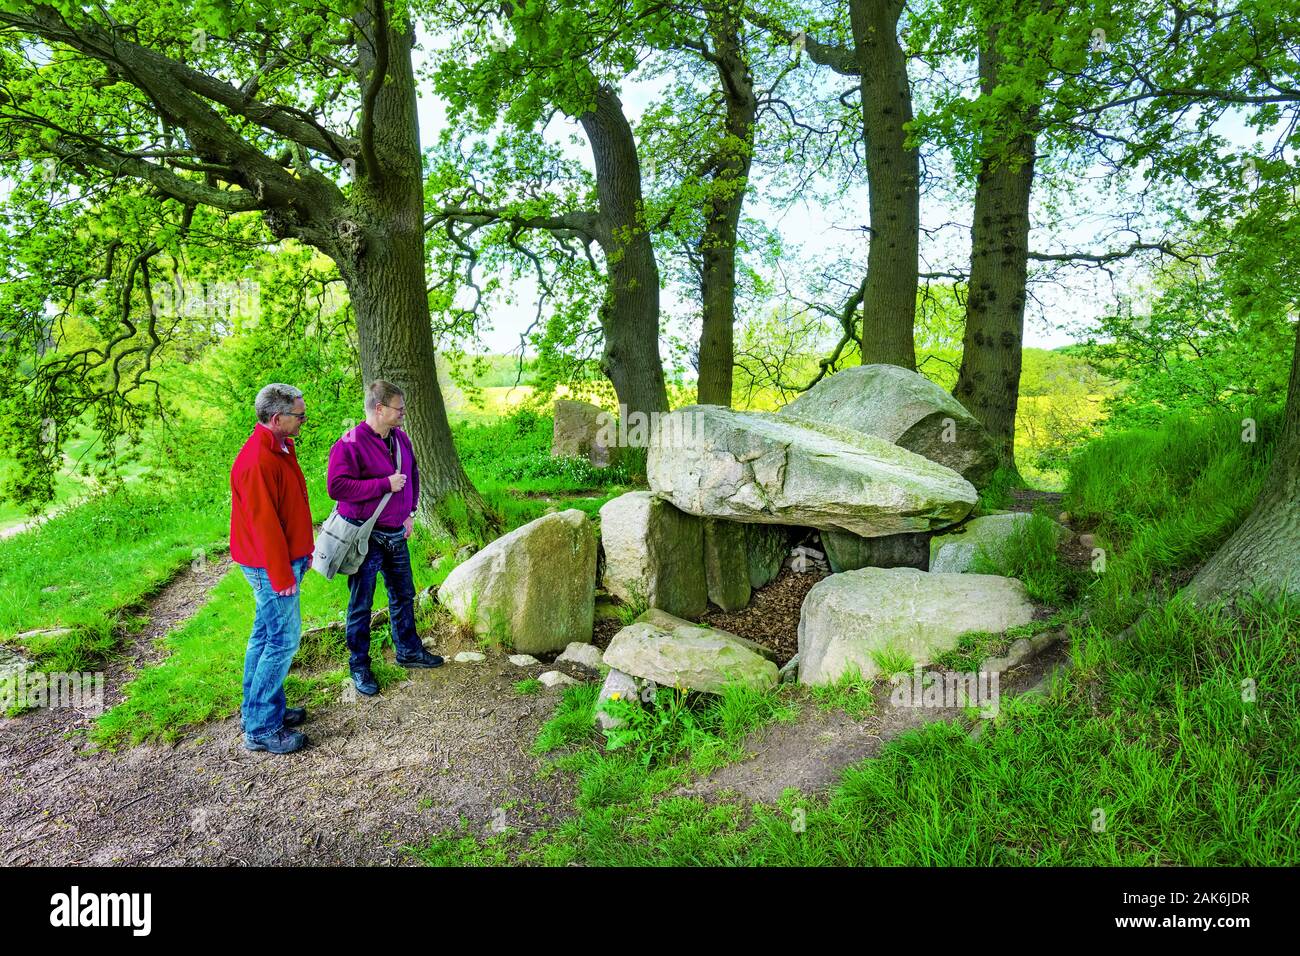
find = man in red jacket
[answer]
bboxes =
[230,383,315,754]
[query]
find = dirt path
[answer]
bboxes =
[0,561,580,865]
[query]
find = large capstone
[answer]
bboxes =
[646,405,977,537]
[797,567,1036,685]
[604,615,778,694]
[438,509,596,654]
[599,491,706,619]
[929,512,1073,574]
[778,364,999,488]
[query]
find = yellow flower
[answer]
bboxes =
[610,692,622,701]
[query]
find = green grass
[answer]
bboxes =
[515,678,543,695]
[974,466,1022,513]
[0,486,231,648]
[868,645,913,678]
[1065,409,1280,632]
[809,666,878,719]
[610,584,649,627]
[454,410,644,490]
[746,595,1300,866]
[968,510,1083,607]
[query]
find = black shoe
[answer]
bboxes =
[244,728,308,754]
[397,649,444,669]
[240,707,307,733]
[351,667,380,696]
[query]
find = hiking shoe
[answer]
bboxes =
[244,728,308,754]
[240,707,306,733]
[396,649,444,669]
[351,667,380,696]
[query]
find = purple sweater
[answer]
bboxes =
[327,422,419,528]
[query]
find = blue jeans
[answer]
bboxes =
[239,556,309,739]
[346,528,423,671]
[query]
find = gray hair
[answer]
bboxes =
[364,379,404,413]
[254,383,303,424]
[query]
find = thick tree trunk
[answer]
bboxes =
[953,28,1037,473]
[851,0,919,370]
[581,86,670,421]
[332,8,490,537]
[697,7,757,407]
[1188,319,1300,602]
[697,215,740,406]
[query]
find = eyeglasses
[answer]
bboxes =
[281,411,308,420]
[382,404,406,414]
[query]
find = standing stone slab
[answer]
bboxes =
[646,405,977,537]
[778,364,999,488]
[798,567,1036,685]
[703,519,751,612]
[439,509,596,655]
[929,512,1072,574]
[599,491,706,619]
[605,620,778,694]
[821,528,931,572]
[746,523,791,589]
[551,399,619,467]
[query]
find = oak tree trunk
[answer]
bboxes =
[852,0,920,370]
[953,27,1037,473]
[581,87,670,420]
[697,7,757,407]
[331,10,489,536]
[1188,318,1300,602]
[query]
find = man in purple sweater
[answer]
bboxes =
[327,380,443,696]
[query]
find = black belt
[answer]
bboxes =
[340,515,403,533]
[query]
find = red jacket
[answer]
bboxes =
[230,423,314,591]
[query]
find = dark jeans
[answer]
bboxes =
[346,528,423,671]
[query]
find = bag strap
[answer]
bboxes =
[360,436,401,534]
